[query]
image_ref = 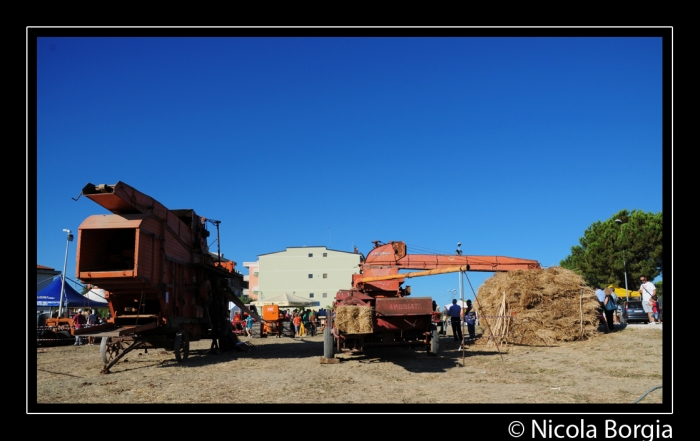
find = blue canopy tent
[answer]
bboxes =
[36,277,108,310]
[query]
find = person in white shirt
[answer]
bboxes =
[638,275,657,324]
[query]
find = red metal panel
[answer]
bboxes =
[84,192,137,214]
[139,216,164,285]
[375,297,433,316]
[79,214,144,229]
[79,270,135,279]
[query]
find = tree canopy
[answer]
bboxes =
[560,209,662,293]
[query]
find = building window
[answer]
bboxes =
[322,293,327,298]
[323,273,327,279]
[308,274,313,278]
[309,293,314,298]
[308,253,313,257]
[323,253,327,257]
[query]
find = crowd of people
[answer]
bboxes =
[71,308,105,345]
[445,299,479,349]
[596,275,661,332]
[232,307,328,338]
[639,276,661,324]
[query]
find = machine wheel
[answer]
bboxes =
[57,332,72,346]
[39,330,57,347]
[101,337,123,364]
[174,330,190,362]
[429,324,440,355]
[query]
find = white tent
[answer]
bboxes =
[84,288,108,305]
[250,292,320,308]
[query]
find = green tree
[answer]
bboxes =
[560,209,662,292]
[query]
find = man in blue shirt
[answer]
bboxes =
[448,299,463,342]
[595,285,605,304]
[594,285,609,332]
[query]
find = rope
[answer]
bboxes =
[579,288,584,338]
[464,271,505,361]
[632,385,662,404]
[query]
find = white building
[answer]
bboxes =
[37,264,61,292]
[247,246,361,308]
[242,261,259,301]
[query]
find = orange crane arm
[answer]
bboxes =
[358,266,471,283]
[361,241,541,271]
[354,241,541,290]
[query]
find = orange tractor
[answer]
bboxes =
[260,305,287,338]
[327,240,541,356]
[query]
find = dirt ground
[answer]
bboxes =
[32,322,666,410]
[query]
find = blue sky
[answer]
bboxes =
[31,29,667,309]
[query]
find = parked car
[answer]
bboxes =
[620,300,649,324]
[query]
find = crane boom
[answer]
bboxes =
[354,241,541,291]
[358,265,471,283]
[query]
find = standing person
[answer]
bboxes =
[244,314,254,337]
[448,299,463,343]
[638,276,657,324]
[441,306,449,336]
[86,309,97,345]
[430,300,441,335]
[72,309,86,345]
[464,300,476,340]
[302,309,310,336]
[309,310,317,337]
[603,287,618,332]
[293,312,302,338]
[594,285,610,332]
[651,295,659,322]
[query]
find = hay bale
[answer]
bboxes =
[474,266,600,346]
[335,305,374,334]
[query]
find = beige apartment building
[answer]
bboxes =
[244,246,361,308]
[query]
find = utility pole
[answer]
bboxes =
[457,242,463,302]
[615,219,629,301]
[59,229,74,318]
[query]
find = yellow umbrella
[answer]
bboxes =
[610,286,639,298]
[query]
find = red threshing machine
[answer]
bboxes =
[327,240,541,356]
[72,182,255,373]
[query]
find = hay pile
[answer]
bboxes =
[335,305,374,334]
[474,267,600,346]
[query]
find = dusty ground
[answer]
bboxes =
[32,322,666,410]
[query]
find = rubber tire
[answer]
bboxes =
[174,330,190,362]
[430,324,439,355]
[39,330,57,347]
[57,332,72,346]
